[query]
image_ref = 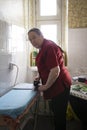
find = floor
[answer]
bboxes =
[0,115,83,130]
[23,115,83,130]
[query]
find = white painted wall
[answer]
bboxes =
[68,28,87,77]
[0,20,28,96]
[0,0,28,96]
[0,0,24,26]
[0,52,12,96]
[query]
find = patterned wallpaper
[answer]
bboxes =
[68,0,87,28]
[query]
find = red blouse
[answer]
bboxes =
[36,39,72,99]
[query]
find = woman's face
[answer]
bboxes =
[28,31,44,48]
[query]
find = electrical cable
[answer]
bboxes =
[13,63,19,86]
[9,63,19,86]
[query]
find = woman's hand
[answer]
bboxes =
[38,85,47,92]
[34,74,40,81]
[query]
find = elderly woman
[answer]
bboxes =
[28,28,72,130]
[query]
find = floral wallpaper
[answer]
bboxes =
[68,0,87,28]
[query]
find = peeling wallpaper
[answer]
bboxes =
[68,0,87,28]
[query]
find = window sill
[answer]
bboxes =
[30,66,38,72]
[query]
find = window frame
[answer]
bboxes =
[36,0,62,21]
[35,0,62,46]
[37,20,62,45]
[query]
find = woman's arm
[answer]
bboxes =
[38,66,60,91]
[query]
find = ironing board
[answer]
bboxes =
[0,83,39,130]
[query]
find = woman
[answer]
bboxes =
[28,28,72,130]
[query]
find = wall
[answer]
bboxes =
[68,28,87,76]
[0,0,25,26]
[0,0,28,95]
[0,20,28,96]
[68,0,87,76]
[0,52,12,96]
[68,0,87,28]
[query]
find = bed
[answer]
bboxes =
[0,83,39,130]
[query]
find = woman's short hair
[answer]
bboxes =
[28,28,43,36]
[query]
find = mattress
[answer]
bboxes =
[0,83,37,119]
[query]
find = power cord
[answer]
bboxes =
[9,63,19,86]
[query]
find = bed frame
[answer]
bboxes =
[0,83,39,130]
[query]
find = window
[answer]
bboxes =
[29,0,68,66]
[40,0,57,16]
[40,24,57,43]
[35,0,62,46]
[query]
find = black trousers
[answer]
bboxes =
[50,87,70,130]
